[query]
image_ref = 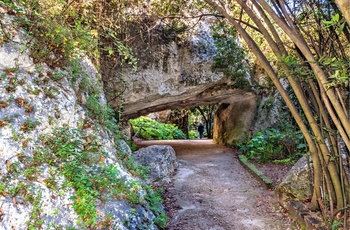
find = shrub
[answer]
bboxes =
[129,116,186,140]
[237,126,306,163]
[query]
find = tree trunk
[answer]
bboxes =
[335,0,350,26]
[204,0,349,209]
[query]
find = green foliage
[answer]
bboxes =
[261,97,275,111]
[0,182,6,194]
[1,0,139,71]
[278,55,313,80]
[123,155,150,180]
[20,118,40,132]
[188,130,198,139]
[318,56,350,89]
[237,125,306,163]
[43,86,59,98]
[211,23,250,89]
[129,116,186,140]
[16,0,98,66]
[126,140,138,152]
[38,127,146,227]
[145,186,168,229]
[330,219,342,230]
[66,58,102,96]
[85,95,122,139]
[26,189,44,229]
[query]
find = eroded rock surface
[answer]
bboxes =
[214,94,257,145]
[0,12,160,229]
[275,156,313,206]
[133,145,178,185]
[103,21,254,120]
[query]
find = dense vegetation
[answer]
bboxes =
[0,0,167,228]
[238,124,307,164]
[130,116,186,140]
[201,1,349,228]
[0,0,349,228]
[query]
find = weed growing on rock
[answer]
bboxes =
[51,70,66,81]
[20,118,40,132]
[25,189,44,229]
[7,94,15,103]
[28,87,41,95]
[0,72,6,80]
[0,183,6,195]
[43,86,59,98]
[36,127,149,227]
[145,186,168,228]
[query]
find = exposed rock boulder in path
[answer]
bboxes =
[133,145,178,185]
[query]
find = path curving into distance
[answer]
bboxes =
[137,139,297,230]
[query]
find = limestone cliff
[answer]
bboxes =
[102,20,255,120]
[0,11,162,229]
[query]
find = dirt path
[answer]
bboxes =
[137,139,297,230]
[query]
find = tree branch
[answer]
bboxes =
[160,14,261,33]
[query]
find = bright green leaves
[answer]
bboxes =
[2,0,99,66]
[322,13,347,33]
[318,56,350,89]
[211,23,249,89]
[129,116,186,140]
[144,186,168,228]
[278,55,313,80]
[237,126,307,164]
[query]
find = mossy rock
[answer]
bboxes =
[238,154,273,189]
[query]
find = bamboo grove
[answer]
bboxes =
[202,0,350,225]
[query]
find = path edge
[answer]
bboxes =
[238,154,329,230]
[237,154,273,189]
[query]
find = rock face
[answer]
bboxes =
[0,12,161,230]
[213,94,257,145]
[102,21,257,146]
[133,145,178,185]
[103,21,254,120]
[275,156,313,205]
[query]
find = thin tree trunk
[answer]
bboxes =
[258,0,350,143]
[204,0,324,207]
[335,0,350,26]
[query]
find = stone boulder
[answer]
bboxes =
[133,145,178,184]
[275,156,313,206]
[213,94,257,146]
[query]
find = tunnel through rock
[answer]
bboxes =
[125,92,257,146]
[100,20,257,145]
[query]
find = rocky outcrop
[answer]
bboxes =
[133,145,178,185]
[275,156,313,206]
[0,12,161,229]
[103,21,253,120]
[213,94,257,145]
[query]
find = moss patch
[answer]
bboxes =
[226,122,245,145]
[238,154,273,189]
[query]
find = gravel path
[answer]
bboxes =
[137,139,297,230]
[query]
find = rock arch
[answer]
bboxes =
[103,37,257,145]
